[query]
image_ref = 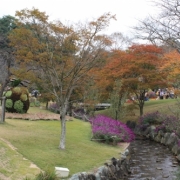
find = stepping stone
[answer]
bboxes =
[162,174,169,178]
[156,158,161,162]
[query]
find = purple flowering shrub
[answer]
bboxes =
[90,115,135,144]
[160,115,180,135]
[138,111,163,125]
[139,111,180,136]
[48,102,60,114]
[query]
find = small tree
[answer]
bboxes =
[9,8,116,149]
[97,44,167,116]
[109,80,128,120]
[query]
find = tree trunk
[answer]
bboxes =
[139,104,144,116]
[59,114,66,149]
[59,104,68,150]
[45,101,48,110]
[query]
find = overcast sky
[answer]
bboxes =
[0,0,159,36]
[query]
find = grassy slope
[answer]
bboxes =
[0,139,41,180]
[96,98,177,122]
[0,98,178,179]
[0,115,123,178]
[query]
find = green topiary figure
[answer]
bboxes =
[5,79,30,113]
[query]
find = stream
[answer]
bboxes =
[125,139,180,180]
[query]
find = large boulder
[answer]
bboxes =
[166,133,178,149]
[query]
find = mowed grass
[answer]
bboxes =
[0,111,123,178]
[97,98,178,122]
[0,98,178,179]
[141,98,178,116]
[0,140,41,180]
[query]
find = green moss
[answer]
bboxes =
[20,94,27,101]
[14,100,24,113]
[5,99,13,108]
[5,91,12,97]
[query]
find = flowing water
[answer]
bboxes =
[126,139,180,180]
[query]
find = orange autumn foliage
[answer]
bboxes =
[162,50,180,77]
[93,44,167,115]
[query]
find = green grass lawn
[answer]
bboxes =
[96,98,178,122]
[0,140,41,180]
[0,109,124,179]
[0,98,178,179]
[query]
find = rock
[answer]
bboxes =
[143,126,151,137]
[156,158,161,162]
[176,154,180,161]
[154,130,164,142]
[162,174,169,178]
[149,125,157,140]
[161,132,171,145]
[167,133,178,148]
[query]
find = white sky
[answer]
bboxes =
[0,0,159,36]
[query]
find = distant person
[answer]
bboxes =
[144,92,149,101]
[34,90,38,98]
[159,89,164,100]
[169,89,175,99]
[156,89,160,100]
[31,89,39,98]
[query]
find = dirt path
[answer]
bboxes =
[4,112,72,121]
[5,112,60,120]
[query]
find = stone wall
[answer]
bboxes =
[69,148,131,180]
[133,124,180,161]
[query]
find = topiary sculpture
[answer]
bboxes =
[4,79,30,113]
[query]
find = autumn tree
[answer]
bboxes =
[161,50,180,87]
[98,44,166,116]
[92,49,131,119]
[9,8,115,149]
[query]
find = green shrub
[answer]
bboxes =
[14,100,24,113]
[20,94,28,101]
[35,171,58,180]
[5,99,13,108]
[24,171,58,180]
[30,101,40,107]
[5,91,12,97]
[5,87,30,113]
[13,87,21,94]
[138,111,163,125]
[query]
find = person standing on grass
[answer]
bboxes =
[159,89,164,100]
[156,89,160,100]
[169,89,175,99]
